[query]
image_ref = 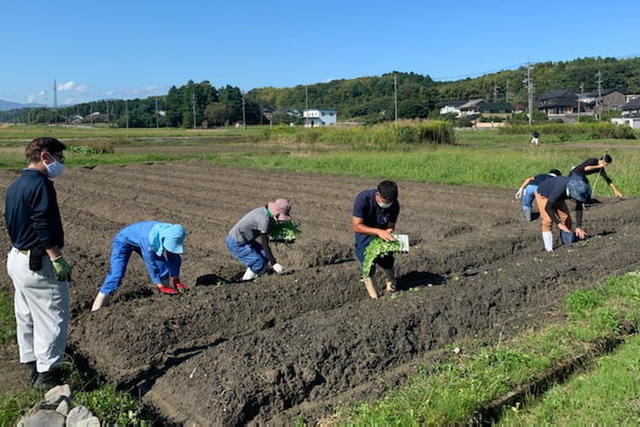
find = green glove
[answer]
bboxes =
[51,256,72,281]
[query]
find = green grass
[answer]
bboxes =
[0,388,43,425]
[0,291,16,344]
[0,124,259,141]
[338,270,640,425]
[499,335,640,425]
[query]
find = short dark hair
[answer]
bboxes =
[377,180,398,202]
[548,169,562,176]
[602,154,613,164]
[25,137,66,163]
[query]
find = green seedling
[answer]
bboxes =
[269,221,301,243]
[361,238,403,277]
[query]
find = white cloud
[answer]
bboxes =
[75,84,88,92]
[37,90,46,96]
[63,97,75,105]
[57,81,76,91]
[27,95,36,103]
[145,85,159,91]
[106,90,114,96]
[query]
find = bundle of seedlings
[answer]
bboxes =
[361,234,409,277]
[269,221,301,243]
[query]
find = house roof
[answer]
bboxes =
[444,100,467,108]
[622,97,640,111]
[476,102,512,113]
[582,89,625,98]
[538,89,575,101]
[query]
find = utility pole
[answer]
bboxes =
[596,70,603,120]
[493,82,499,102]
[105,101,109,123]
[394,73,398,127]
[505,80,510,103]
[305,85,309,111]
[155,98,159,128]
[525,64,534,125]
[241,93,246,130]
[125,99,129,129]
[577,82,584,119]
[192,92,197,129]
[53,79,58,124]
[90,103,94,125]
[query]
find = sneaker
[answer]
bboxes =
[173,278,188,293]
[241,267,257,281]
[157,284,178,295]
[24,361,37,386]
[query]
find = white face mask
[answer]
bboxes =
[377,201,392,209]
[44,159,65,178]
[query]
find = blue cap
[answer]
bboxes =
[162,224,186,254]
[567,177,591,202]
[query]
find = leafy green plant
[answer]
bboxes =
[269,221,300,243]
[361,237,402,276]
[0,290,16,344]
[74,385,142,425]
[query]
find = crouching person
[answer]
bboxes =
[226,199,291,280]
[515,169,561,221]
[535,176,590,252]
[91,221,187,311]
[4,137,71,388]
[352,180,400,299]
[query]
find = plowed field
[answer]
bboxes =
[1,161,639,424]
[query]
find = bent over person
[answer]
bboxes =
[535,176,591,252]
[570,154,623,198]
[515,169,562,221]
[352,180,400,299]
[91,221,187,311]
[4,137,72,389]
[226,199,291,280]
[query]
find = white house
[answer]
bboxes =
[611,117,640,129]
[439,100,467,116]
[303,109,337,127]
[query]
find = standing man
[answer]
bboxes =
[91,221,187,311]
[531,130,541,145]
[515,169,562,221]
[570,155,623,198]
[352,180,400,299]
[4,137,72,389]
[535,176,591,252]
[226,199,291,280]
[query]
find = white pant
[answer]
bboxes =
[7,248,70,373]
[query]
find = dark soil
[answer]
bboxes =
[0,162,638,424]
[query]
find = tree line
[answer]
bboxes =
[2,56,639,127]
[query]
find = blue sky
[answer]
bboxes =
[1,0,639,105]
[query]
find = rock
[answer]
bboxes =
[45,384,72,405]
[21,410,65,427]
[74,416,101,427]
[66,405,94,426]
[56,399,70,416]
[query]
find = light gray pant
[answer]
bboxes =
[7,248,70,373]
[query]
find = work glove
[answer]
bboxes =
[272,263,284,274]
[514,189,523,199]
[51,256,72,281]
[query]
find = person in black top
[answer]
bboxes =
[515,169,561,221]
[4,137,72,389]
[570,155,623,198]
[352,181,400,299]
[534,175,591,252]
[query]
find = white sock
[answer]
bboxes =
[542,231,553,252]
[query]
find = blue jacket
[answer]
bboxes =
[116,221,181,283]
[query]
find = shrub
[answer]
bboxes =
[498,123,636,139]
[67,140,114,155]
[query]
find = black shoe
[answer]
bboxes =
[34,368,62,390]
[24,361,38,386]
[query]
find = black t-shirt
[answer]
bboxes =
[537,176,583,226]
[530,173,554,186]
[352,189,400,247]
[571,158,612,184]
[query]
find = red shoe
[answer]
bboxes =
[173,278,188,293]
[157,284,178,295]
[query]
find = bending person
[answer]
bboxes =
[535,176,591,252]
[352,180,400,299]
[570,154,623,198]
[226,199,291,280]
[515,169,562,221]
[91,221,187,311]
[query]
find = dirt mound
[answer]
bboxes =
[0,162,638,424]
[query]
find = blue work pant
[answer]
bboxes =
[226,236,268,273]
[522,184,538,211]
[99,236,170,295]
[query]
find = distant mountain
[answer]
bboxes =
[0,99,44,111]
